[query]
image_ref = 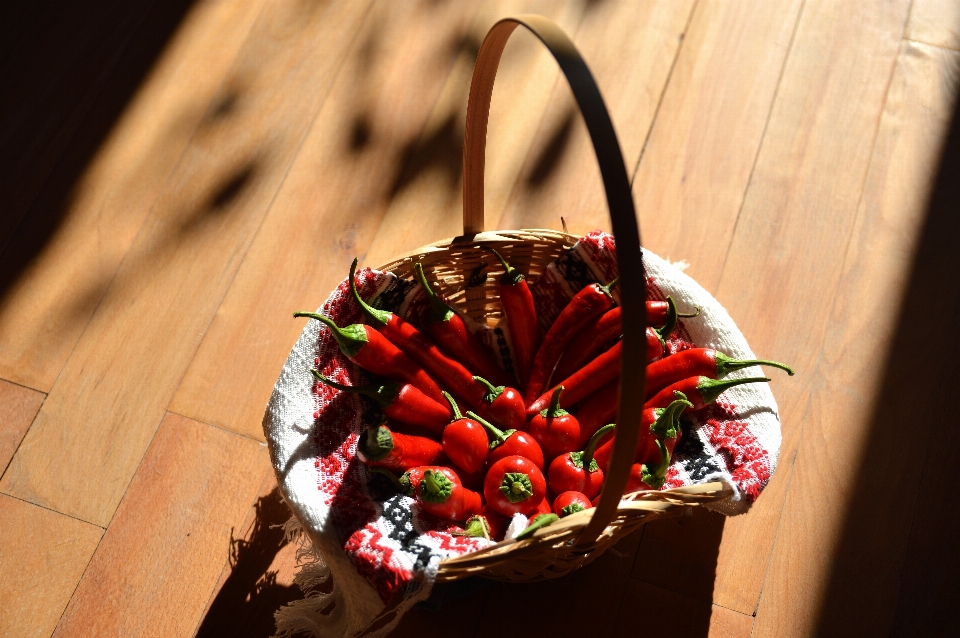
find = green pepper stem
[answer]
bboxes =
[516,513,559,540]
[714,352,795,377]
[582,423,617,470]
[482,246,524,285]
[419,469,454,503]
[293,312,368,359]
[442,391,462,421]
[348,258,391,327]
[472,375,503,402]
[311,370,396,409]
[542,385,568,418]
[454,515,490,539]
[650,395,692,439]
[697,376,770,406]
[358,425,394,462]
[599,276,620,296]
[678,306,701,318]
[465,411,507,445]
[414,262,455,323]
[656,296,679,341]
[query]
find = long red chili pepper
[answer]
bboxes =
[553,491,592,517]
[572,379,618,448]
[523,277,619,404]
[312,371,451,435]
[440,392,489,475]
[526,386,581,460]
[348,259,486,407]
[466,410,545,470]
[546,423,615,499]
[356,424,445,471]
[295,312,444,404]
[413,263,513,387]
[483,455,547,517]
[647,299,699,326]
[641,392,687,466]
[473,376,526,432]
[485,248,540,388]
[645,376,771,411]
[526,341,622,417]
[645,348,793,399]
[416,468,483,521]
[593,397,691,470]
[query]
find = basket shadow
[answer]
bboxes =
[195,484,304,638]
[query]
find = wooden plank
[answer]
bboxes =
[0,0,178,251]
[170,0,553,440]
[700,0,912,615]
[387,582,489,638]
[0,0,372,527]
[0,0,266,392]
[0,380,45,473]
[473,528,644,636]
[906,0,960,50]
[194,464,301,638]
[629,0,803,292]
[0,495,103,638]
[361,0,591,267]
[612,579,753,637]
[753,41,960,637]
[492,0,695,236]
[52,414,265,638]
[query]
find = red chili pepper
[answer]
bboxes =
[483,455,547,517]
[414,263,513,387]
[553,491,592,517]
[453,514,492,540]
[537,497,552,516]
[546,423,615,499]
[526,342,622,418]
[624,463,656,493]
[646,299,700,326]
[637,438,671,490]
[357,424,444,471]
[523,277,618,404]
[473,376,526,432]
[466,410,544,470]
[312,371,451,436]
[398,466,429,495]
[485,248,540,388]
[593,396,691,470]
[440,392,489,475]
[295,312,444,405]
[645,376,771,411]
[641,394,688,468]
[572,380,618,448]
[550,297,681,384]
[480,505,510,540]
[348,259,486,408]
[645,348,794,399]
[416,468,483,521]
[526,386,581,460]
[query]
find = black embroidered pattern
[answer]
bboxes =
[494,327,515,377]
[374,276,416,314]
[555,249,598,290]
[380,493,420,547]
[674,418,723,482]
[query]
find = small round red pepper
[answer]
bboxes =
[553,491,592,517]
[466,410,544,470]
[357,424,445,471]
[473,376,526,432]
[440,392,489,475]
[547,423,615,499]
[483,455,547,517]
[312,371,452,436]
[526,385,580,460]
[416,467,483,521]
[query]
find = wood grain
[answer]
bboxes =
[169,0,545,440]
[612,579,753,638]
[630,0,802,293]
[0,380,44,473]
[493,0,695,236]
[0,0,265,392]
[702,0,912,615]
[906,0,960,50]
[0,0,371,527]
[753,41,960,637]
[52,413,265,638]
[361,0,590,267]
[0,494,103,638]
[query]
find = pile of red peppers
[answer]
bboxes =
[295,253,793,542]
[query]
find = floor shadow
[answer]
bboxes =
[0,0,195,303]
[811,66,960,635]
[196,486,304,638]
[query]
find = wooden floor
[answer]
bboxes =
[2,0,959,636]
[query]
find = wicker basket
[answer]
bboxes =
[371,16,733,583]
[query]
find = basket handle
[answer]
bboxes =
[462,16,646,547]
